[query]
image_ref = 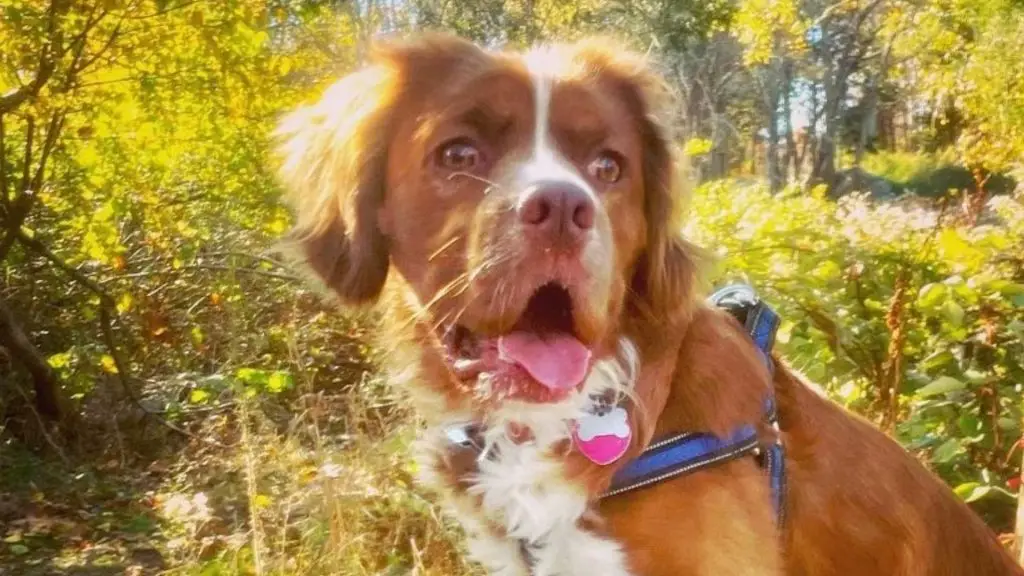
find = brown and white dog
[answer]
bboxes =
[275,33,1023,576]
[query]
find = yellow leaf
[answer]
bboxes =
[47,352,72,369]
[683,138,713,156]
[100,355,119,374]
[253,494,272,509]
[116,293,134,314]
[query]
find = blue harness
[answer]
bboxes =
[602,284,787,526]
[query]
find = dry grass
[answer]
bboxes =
[151,372,478,576]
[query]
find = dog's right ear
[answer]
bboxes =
[274,60,400,305]
[276,35,490,305]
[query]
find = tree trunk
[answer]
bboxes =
[763,65,782,194]
[855,74,879,168]
[783,62,798,183]
[751,131,759,176]
[0,300,66,421]
[1016,436,1024,564]
[813,99,840,190]
[768,106,782,194]
[708,98,729,180]
[804,81,821,186]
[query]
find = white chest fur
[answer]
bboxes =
[463,431,633,576]
[416,339,640,576]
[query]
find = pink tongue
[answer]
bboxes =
[498,332,592,390]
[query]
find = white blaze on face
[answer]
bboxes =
[521,47,595,196]
[575,406,630,441]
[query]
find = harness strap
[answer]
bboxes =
[603,426,760,498]
[760,395,786,524]
[601,284,787,527]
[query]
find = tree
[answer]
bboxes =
[734,0,809,191]
[0,0,340,430]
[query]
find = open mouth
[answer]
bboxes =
[442,282,593,403]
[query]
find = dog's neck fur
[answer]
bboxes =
[376,288,693,575]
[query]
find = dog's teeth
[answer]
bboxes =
[453,358,484,379]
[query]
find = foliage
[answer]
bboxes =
[688,180,1024,529]
[732,0,807,66]
[890,0,1024,173]
[860,151,953,187]
[858,151,1018,197]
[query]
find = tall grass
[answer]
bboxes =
[153,374,476,575]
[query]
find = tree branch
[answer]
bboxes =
[14,230,203,440]
[20,115,35,194]
[0,113,64,263]
[0,0,71,114]
[0,114,7,208]
[75,12,127,79]
[36,114,63,187]
[0,300,66,422]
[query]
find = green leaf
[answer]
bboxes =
[941,300,965,327]
[920,350,956,371]
[954,481,980,499]
[1009,320,1024,340]
[997,417,1017,431]
[963,369,995,385]
[958,413,982,436]
[998,283,1024,296]
[189,389,210,404]
[9,543,29,556]
[957,484,1014,503]
[917,283,947,308]
[917,376,966,397]
[931,438,962,463]
[964,486,992,502]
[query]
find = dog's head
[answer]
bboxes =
[277,34,696,409]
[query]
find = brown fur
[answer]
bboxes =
[276,33,1023,576]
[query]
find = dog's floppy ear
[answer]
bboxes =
[276,34,489,305]
[633,101,702,327]
[574,40,702,326]
[275,61,398,305]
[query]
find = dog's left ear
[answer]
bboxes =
[578,42,701,327]
[633,125,702,328]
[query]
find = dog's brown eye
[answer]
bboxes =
[587,153,622,183]
[439,140,481,171]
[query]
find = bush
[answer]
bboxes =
[859,151,1018,198]
[688,180,1024,531]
